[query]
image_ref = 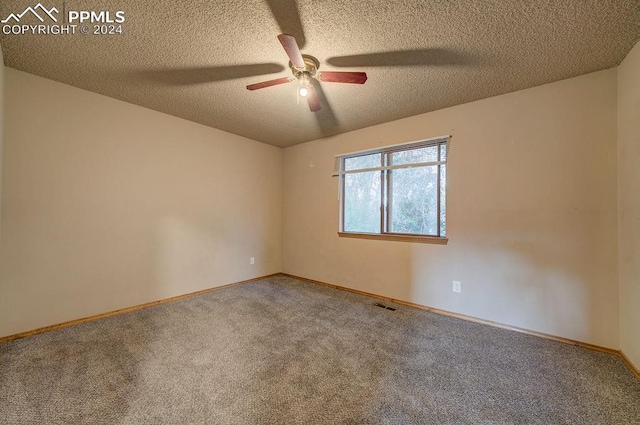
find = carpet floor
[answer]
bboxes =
[1,275,638,424]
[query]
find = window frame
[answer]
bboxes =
[337,137,449,244]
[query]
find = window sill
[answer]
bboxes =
[337,232,448,245]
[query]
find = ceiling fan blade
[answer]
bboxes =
[266,0,306,48]
[306,84,321,112]
[317,72,368,84]
[277,34,305,69]
[310,79,339,132]
[326,49,467,67]
[246,77,294,90]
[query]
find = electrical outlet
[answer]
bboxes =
[453,281,462,293]
[250,257,255,265]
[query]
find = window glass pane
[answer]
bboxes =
[344,153,381,171]
[389,166,438,235]
[390,145,438,166]
[343,171,381,233]
[440,164,446,237]
[439,143,447,162]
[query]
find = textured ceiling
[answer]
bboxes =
[1,0,639,147]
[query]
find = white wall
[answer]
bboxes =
[283,69,619,348]
[0,68,282,338]
[618,41,640,370]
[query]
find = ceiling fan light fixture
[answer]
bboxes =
[299,86,309,97]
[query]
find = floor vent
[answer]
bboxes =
[374,303,397,311]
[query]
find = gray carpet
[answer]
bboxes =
[1,275,638,424]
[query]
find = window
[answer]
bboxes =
[333,136,450,243]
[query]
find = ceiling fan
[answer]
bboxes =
[246,34,367,112]
[140,1,466,132]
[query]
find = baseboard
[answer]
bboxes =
[0,273,280,344]
[619,351,640,379]
[2,271,637,380]
[281,273,638,379]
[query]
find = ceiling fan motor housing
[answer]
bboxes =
[290,55,320,82]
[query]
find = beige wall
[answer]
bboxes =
[618,42,640,369]
[0,68,282,338]
[283,69,619,348]
[0,62,628,354]
[0,44,4,249]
